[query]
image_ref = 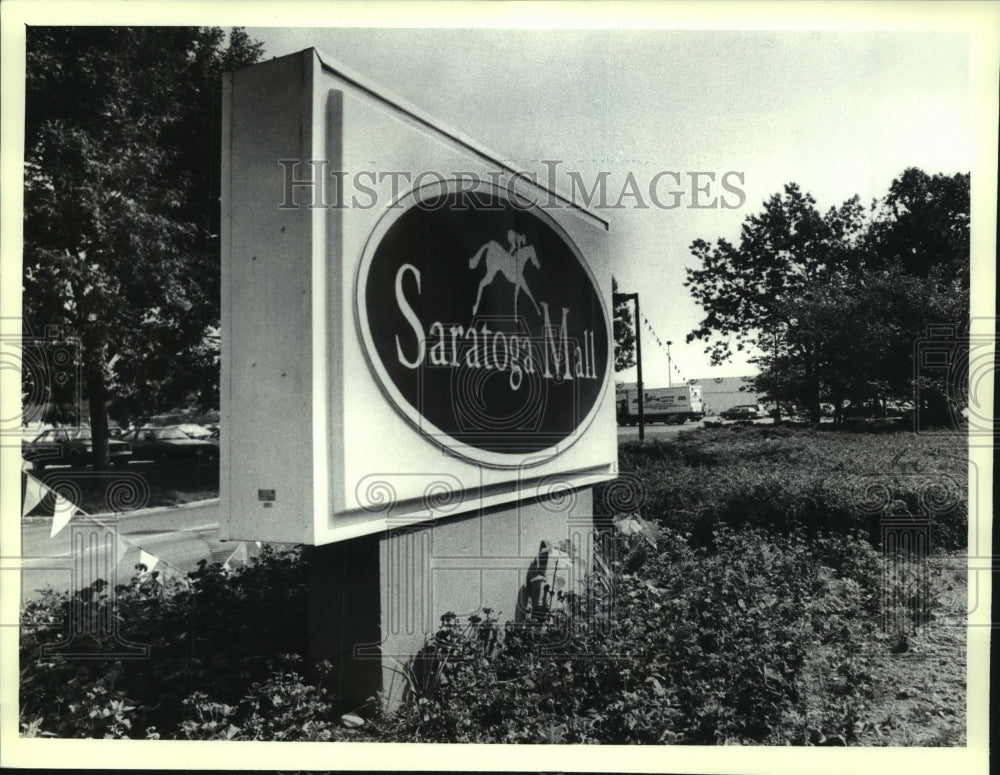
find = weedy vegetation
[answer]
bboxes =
[20,426,966,744]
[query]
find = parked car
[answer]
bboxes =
[22,427,133,470]
[21,423,53,445]
[206,427,220,446]
[122,425,219,464]
[885,400,915,418]
[175,422,213,440]
[719,404,763,421]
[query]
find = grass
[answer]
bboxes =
[23,461,219,517]
[613,425,968,551]
[610,424,968,746]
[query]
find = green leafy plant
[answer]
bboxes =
[19,429,963,743]
[20,545,312,738]
[375,521,889,745]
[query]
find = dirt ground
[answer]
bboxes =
[856,553,968,746]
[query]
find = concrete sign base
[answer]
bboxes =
[308,488,595,711]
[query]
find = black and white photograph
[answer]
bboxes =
[1,2,995,772]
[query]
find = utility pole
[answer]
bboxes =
[614,291,644,440]
[666,340,673,388]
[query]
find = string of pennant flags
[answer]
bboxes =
[640,315,689,385]
[20,464,255,583]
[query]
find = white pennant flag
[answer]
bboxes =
[50,492,77,538]
[22,472,46,517]
[138,549,159,573]
[226,542,248,567]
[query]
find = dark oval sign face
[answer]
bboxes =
[356,181,610,468]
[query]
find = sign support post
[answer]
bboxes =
[615,291,644,440]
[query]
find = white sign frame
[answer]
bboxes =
[221,49,617,545]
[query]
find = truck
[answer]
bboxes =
[615,384,705,426]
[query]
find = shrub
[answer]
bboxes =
[20,545,312,738]
[178,656,356,741]
[21,427,950,742]
[377,524,884,745]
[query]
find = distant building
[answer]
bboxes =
[617,376,762,417]
[689,376,764,416]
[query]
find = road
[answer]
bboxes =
[616,416,780,441]
[617,419,708,441]
[13,418,769,603]
[17,499,233,603]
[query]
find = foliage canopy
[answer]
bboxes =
[23,27,263,459]
[684,169,970,422]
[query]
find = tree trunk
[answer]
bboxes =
[805,356,822,424]
[86,366,110,471]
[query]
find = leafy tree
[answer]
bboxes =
[685,170,969,424]
[684,184,868,420]
[869,169,971,426]
[612,276,636,372]
[872,168,970,282]
[23,27,263,465]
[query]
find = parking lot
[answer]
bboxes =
[616,416,781,441]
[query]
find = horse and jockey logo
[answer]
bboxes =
[468,230,540,319]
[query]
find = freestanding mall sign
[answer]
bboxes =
[221,49,615,707]
[221,49,615,546]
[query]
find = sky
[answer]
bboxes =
[0,3,988,392]
[247,25,973,386]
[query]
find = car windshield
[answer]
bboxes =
[152,428,190,440]
[32,429,84,441]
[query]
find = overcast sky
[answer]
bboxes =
[0,5,985,389]
[248,25,972,385]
